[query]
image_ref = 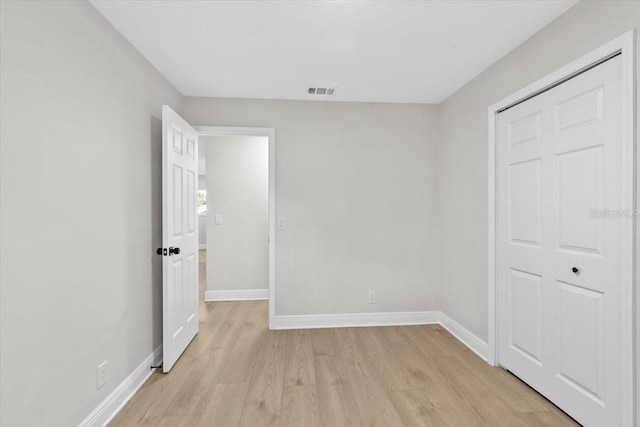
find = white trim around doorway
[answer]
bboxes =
[195,126,276,329]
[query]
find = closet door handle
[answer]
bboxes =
[572,267,580,275]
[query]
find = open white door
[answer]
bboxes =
[161,105,199,373]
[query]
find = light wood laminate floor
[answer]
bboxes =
[110,251,578,426]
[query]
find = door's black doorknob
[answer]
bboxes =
[572,267,580,275]
[169,247,181,255]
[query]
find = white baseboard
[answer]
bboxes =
[271,311,440,330]
[78,346,162,427]
[271,310,488,362]
[204,289,269,301]
[439,313,488,361]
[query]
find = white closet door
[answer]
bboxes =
[497,55,624,427]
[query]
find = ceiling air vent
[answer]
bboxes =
[308,87,335,95]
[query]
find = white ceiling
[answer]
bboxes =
[90,0,578,104]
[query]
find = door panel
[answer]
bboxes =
[187,170,196,235]
[173,165,183,237]
[497,90,548,394]
[162,105,199,373]
[509,159,542,246]
[171,258,184,338]
[509,111,542,147]
[556,86,603,132]
[497,55,624,426]
[509,269,542,364]
[556,146,604,254]
[557,281,604,403]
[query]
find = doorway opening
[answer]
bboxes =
[196,127,276,327]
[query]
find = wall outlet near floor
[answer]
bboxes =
[97,360,108,389]
[368,291,376,304]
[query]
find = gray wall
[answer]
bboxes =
[0,1,183,426]
[205,135,269,292]
[184,98,441,315]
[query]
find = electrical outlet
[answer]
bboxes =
[368,291,376,304]
[97,361,108,389]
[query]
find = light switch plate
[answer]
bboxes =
[215,214,223,225]
[278,218,286,230]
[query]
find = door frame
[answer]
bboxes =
[487,30,636,423]
[195,126,276,329]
